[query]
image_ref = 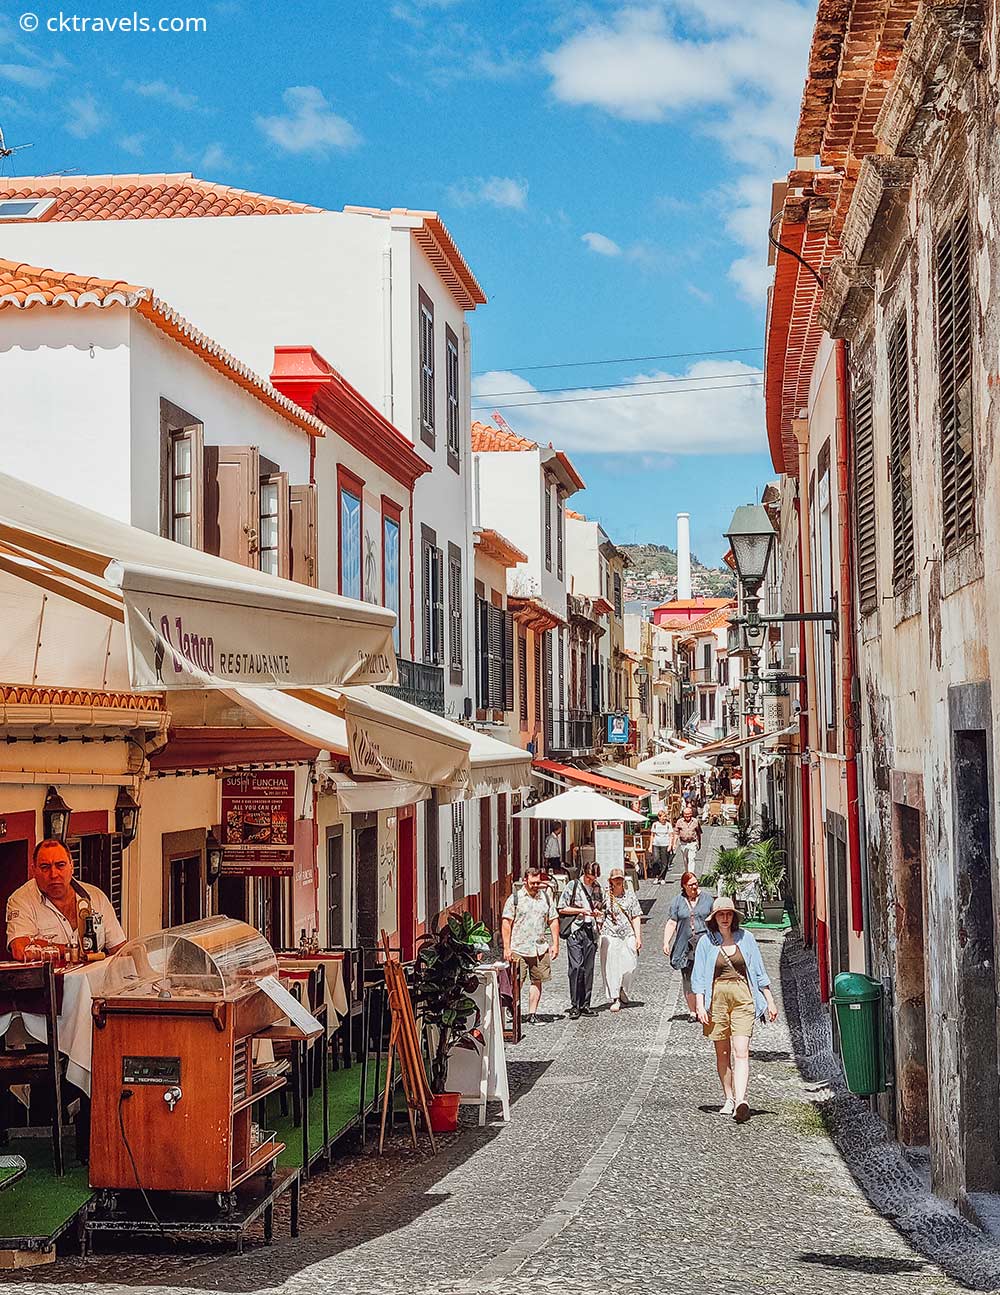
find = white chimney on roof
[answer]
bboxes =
[677,512,692,601]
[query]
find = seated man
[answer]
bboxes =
[7,838,126,961]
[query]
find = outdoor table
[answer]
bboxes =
[445,964,510,1126]
[0,959,111,1095]
[277,955,348,1028]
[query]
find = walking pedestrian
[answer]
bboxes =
[672,802,703,872]
[559,861,603,1019]
[600,868,642,1011]
[662,871,714,1020]
[649,809,674,885]
[544,822,565,869]
[692,897,778,1122]
[501,867,560,1025]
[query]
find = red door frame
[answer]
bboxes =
[397,806,417,961]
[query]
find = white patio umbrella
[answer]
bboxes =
[514,786,646,823]
[636,751,712,777]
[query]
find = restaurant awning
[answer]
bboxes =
[465,728,533,799]
[532,758,649,800]
[599,762,672,793]
[323,769,433,813]
[0,471,397,691]
[692,723,799,756]
[636,752,712,777]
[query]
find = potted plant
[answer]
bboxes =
[700,845,752,904]
[413,910,491,1133]
[750,837,787,924]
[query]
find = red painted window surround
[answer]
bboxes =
[337,464,365,601]
[68,810,111,837]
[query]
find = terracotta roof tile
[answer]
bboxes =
[471,420,538,452]
[0,258,327,438]
[565,509,586,520]
[686,604,736,634]
[0,173,321,221]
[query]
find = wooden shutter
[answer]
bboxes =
[422,541,433,662]
[503,609,515,712]
[289,484,318,587]
[204,445,260,566]
[518,631,528,724]
[936,211,976,552]
[419,292,435,446]
[887,315,915,589]
[448,551,463,674]
[556,490,564,579]
[543,632,553,744]
[432,547,445,665]
[488,604,503,709]
[544,487,552,569]
[853,381,878,614]
[534,635,542,729]
[557,629,565,713]
[476,598,489,707]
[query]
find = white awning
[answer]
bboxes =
[231,685,471,793]
[324,769,433,813]
[0,471,397,691]
[600,761,672,793]
[465,727,533,799]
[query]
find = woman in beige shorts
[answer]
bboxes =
[691,897,778,1123]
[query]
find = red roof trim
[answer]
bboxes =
[533,758,649,798]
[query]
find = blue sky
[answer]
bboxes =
[0,0,815,564]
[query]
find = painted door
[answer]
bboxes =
[397,813,417,960]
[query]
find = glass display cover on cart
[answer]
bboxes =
[101,915,279,1001]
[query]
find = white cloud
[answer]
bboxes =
[472,360,765,456]
[120,132,146,157]
[200,142,234,171]
[256,86,360,157]
[544,3,814,300]
[123,80,199,110]
[450,176,527,210]
[65,93,105,140]
[582,231,622,257]
[0,63,53,89]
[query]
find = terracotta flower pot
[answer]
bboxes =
[429,1091,461,1133]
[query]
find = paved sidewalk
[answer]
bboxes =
[8,836,1000,1295]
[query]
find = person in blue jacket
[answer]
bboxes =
[692,896,778,1123]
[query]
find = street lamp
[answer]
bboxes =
[725,504,776,596]
[114,786,140,847]
[43,786,71,843]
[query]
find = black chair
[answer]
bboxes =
[0,963,64,1175]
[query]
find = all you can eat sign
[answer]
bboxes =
[220,771,296,876]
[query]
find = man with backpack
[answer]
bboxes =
[501,867,560,1025]
[559,862,604,1019]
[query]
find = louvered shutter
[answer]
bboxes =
[108,834,124,919]
[936,212,976,551]
[887,314,916,589]
[543,632,553,744]
[448,553,463,672]
[518,632,528,724]
[422,542,433,661]
[534,636,543,731]
[476,598,488,707]
[433,548,445,665]
[544,488,552,569]
[853,381,878,614]
[503,609,515,712]
[488,604,503,708]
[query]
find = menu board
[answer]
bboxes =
[594,823,624,876]
[221,770,295,875]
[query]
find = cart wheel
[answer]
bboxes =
[217,1191,238,1216]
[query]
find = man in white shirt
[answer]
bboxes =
[649,809,674,885]
[6,838,127,960]
[501,868,560,1025]
[543,823,564,869]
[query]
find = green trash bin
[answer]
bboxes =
[832,972,886,1096]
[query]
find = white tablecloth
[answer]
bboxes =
[0,959,111,1096]
[278,957,349,1029]
[445,966,510,1124]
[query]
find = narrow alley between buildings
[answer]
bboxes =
[8,833,999,1295]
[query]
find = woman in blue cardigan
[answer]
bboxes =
[691,896,778,1123]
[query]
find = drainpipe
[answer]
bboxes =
[835,338,864,940]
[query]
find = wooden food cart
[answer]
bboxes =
[89,916,312,1198]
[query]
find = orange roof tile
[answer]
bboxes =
[344,206,486,310]
[654,598,731,613]
[471,420,538,452]
[565,509,585,520]
[686,604,736,635]
[0,684,165,711]
[475,528,528,568]
[0,259,327,439]
[0,173,320,222]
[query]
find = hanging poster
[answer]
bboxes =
[221,770,296,875]
[594,822,624,875]
[606,713,630,745]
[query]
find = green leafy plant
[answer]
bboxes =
[413,911,492,1094]
[734,816,759,849]
[750,836,786,902]
[701,845,752,898]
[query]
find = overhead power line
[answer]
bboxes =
[471,379,764,411]
[477,368,764,399]
[472,344,763,376]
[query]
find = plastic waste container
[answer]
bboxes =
[832,971,886,1096]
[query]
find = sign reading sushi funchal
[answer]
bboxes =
[220,770,296,875]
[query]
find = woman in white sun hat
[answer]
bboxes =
[691,896,778,1123]
[599,869,642,1012]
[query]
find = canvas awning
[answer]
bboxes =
[532,758,649,800]
[232,686,471,793]
[516,786,646,823]
[0,471,397,691]
[465,727,533,799]
[693,723,799,756]
[600,762,672,793]
[323,769,433,813]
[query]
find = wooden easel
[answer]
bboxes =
[378,931,437,1155]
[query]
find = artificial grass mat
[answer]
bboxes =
[743,910,793,931]
[268,1057,388,1168]
[0,1136,92,1241]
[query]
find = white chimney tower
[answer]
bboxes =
[676,512,692,601]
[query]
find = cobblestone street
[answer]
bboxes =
[8,834,1000,1295]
